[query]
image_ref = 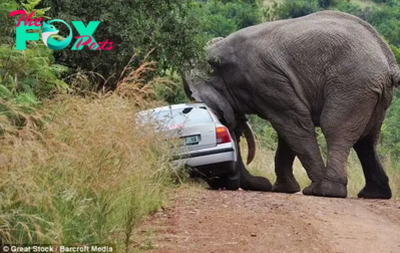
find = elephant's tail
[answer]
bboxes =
[391,66,400,88]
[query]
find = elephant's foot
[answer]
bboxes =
[303,178,347,198]
[358,182,392,199]
[272,178,301,193]
[302,182,318,196]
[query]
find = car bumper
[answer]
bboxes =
[172,145,236,168]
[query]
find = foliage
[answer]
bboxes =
[318,0,340,8]
[264,0,319,20]
[259,0,400,160]
[390,44,400,64]
[1,0,69,132]
[40,0,206,88]
[0,44,69,99]
[248,115,278,150]
[336,1,374,20]
[195,0,263,37]
[381,98,400,157]
[0,0,18,44]
[1,0,400,249]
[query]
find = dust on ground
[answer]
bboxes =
[137,187,400,253]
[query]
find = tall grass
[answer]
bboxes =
[247,141,400,199]
[0,95,178,251]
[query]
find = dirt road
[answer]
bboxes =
[139,187,400,253]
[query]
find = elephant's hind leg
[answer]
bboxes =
[315,92,379,198]
[354,131,391,199]
[272,135,301,193]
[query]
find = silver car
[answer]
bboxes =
[137,103,240,189]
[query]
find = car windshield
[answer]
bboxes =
[140,106,213,130]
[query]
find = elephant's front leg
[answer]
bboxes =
[268,110,325,195]
[272,136,301,193]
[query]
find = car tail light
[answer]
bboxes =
[216,126,230,144]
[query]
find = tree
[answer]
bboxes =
[195,0,263,38]
[268,0,319,20]
[39,0,206,89]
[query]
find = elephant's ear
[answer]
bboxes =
[183,72,236,129]
[206,39,228,69]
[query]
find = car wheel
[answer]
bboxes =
[225,164,240,190]
[207,177,226,190]
[225,177,240,190]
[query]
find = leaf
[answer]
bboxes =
[15,92,38,106]
[0,84,13,99]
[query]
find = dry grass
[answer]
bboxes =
[0,95,178,250]
[246,140,400,199]
[262,0,380,8]
[0,57,183,251]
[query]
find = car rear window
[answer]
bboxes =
[151,106,214,129]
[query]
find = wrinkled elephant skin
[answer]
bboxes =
[184,11,400,198]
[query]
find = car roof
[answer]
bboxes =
[138,103,208,114]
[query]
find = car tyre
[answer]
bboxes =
[207,177,226,190]
[225,166,240,190]
[225,177,240,190]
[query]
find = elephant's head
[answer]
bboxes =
[182,37,256,165]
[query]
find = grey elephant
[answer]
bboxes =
[183,11,400,199]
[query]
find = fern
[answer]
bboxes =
[21,0,51,18]
[0,0,67,133]
[0,84,13,99]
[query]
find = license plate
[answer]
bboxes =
[185,135,200,146]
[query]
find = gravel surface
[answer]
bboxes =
[138,188,400,253]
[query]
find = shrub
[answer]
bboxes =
[1,0,69,132]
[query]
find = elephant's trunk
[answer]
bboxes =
[242,121,256,165]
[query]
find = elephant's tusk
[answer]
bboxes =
[242,122,256,165]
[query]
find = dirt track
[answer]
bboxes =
[139,188,400,253]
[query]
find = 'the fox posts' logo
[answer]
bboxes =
[10,10,113,50]
[41,20,73,50]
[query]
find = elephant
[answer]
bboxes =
[183,11,400,199]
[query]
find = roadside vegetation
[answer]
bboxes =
[1,0,400,250]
